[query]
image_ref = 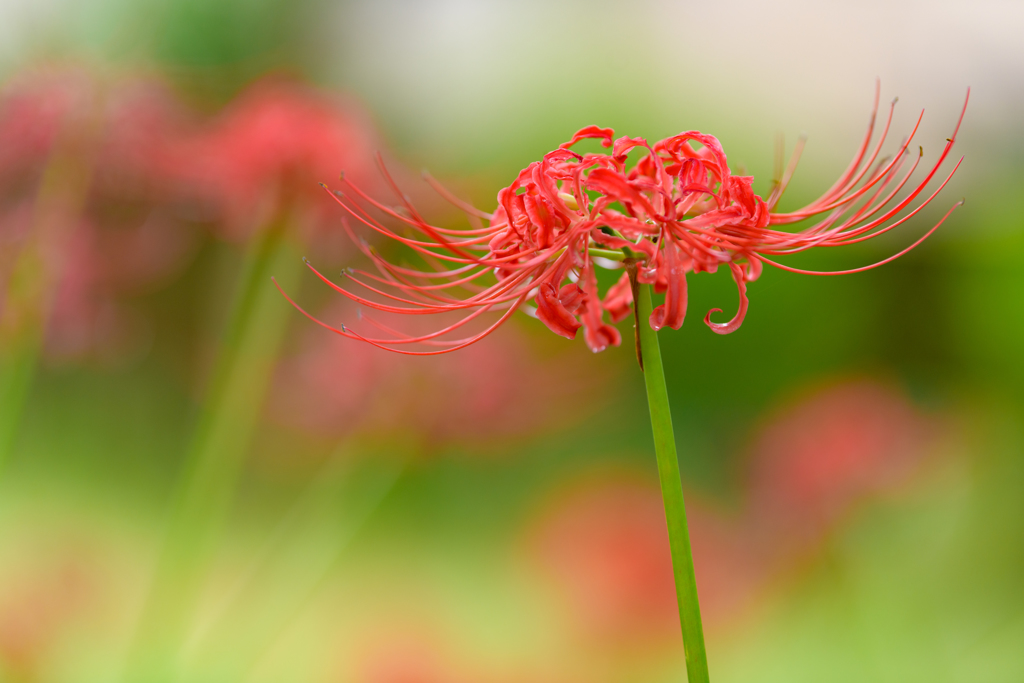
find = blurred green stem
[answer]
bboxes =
[0,340,40,474]
[0,138,94,476]
[636,282,710,683]
[122,219,299,683]
[179,441,406,682]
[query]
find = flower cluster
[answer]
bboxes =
[290,89,968,354]
[0,70,389,363]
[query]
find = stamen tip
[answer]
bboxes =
[338,171,346,180]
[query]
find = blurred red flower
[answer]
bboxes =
[352,631,457,683]
[0,68,92,189]
[528,477,682,645]
[527,379,935,645]
[744,378,933,552]
[0,549,98,681]
[0,69,203,364]
[177,79,386,246]
[270,301,602,449]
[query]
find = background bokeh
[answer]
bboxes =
[1,1,1022,682]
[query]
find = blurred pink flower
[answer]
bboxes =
[0,68,203,364]
[527,477,681,645]
[527,379,935,643]
[43,214,196,364]
[0,550,97,681]
[178,78,385,245]
[744,378,933,552]
[352,632,456,683]
[0,68,93,189]
[345,623,559,683]
[270,300,602,448]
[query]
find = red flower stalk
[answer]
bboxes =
[281,87,968,354]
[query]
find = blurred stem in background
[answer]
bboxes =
[121,213,301,683]
[178,440,407,681]
[0,127,95,477]
[635,280,711,683]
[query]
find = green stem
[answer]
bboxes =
[635,282,710,683]
[122,220,300,683]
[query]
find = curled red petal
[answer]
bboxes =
[649,241,688,331]
[560,125,615,149]
[558,282,586,314]
[584,322,621,353]
[578,262,622,353]
[585,168,659,218]
[536,283,581,340]
[612,136,649,160]
[704,262,748,335]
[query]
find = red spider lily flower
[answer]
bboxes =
[282,87,968,355]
